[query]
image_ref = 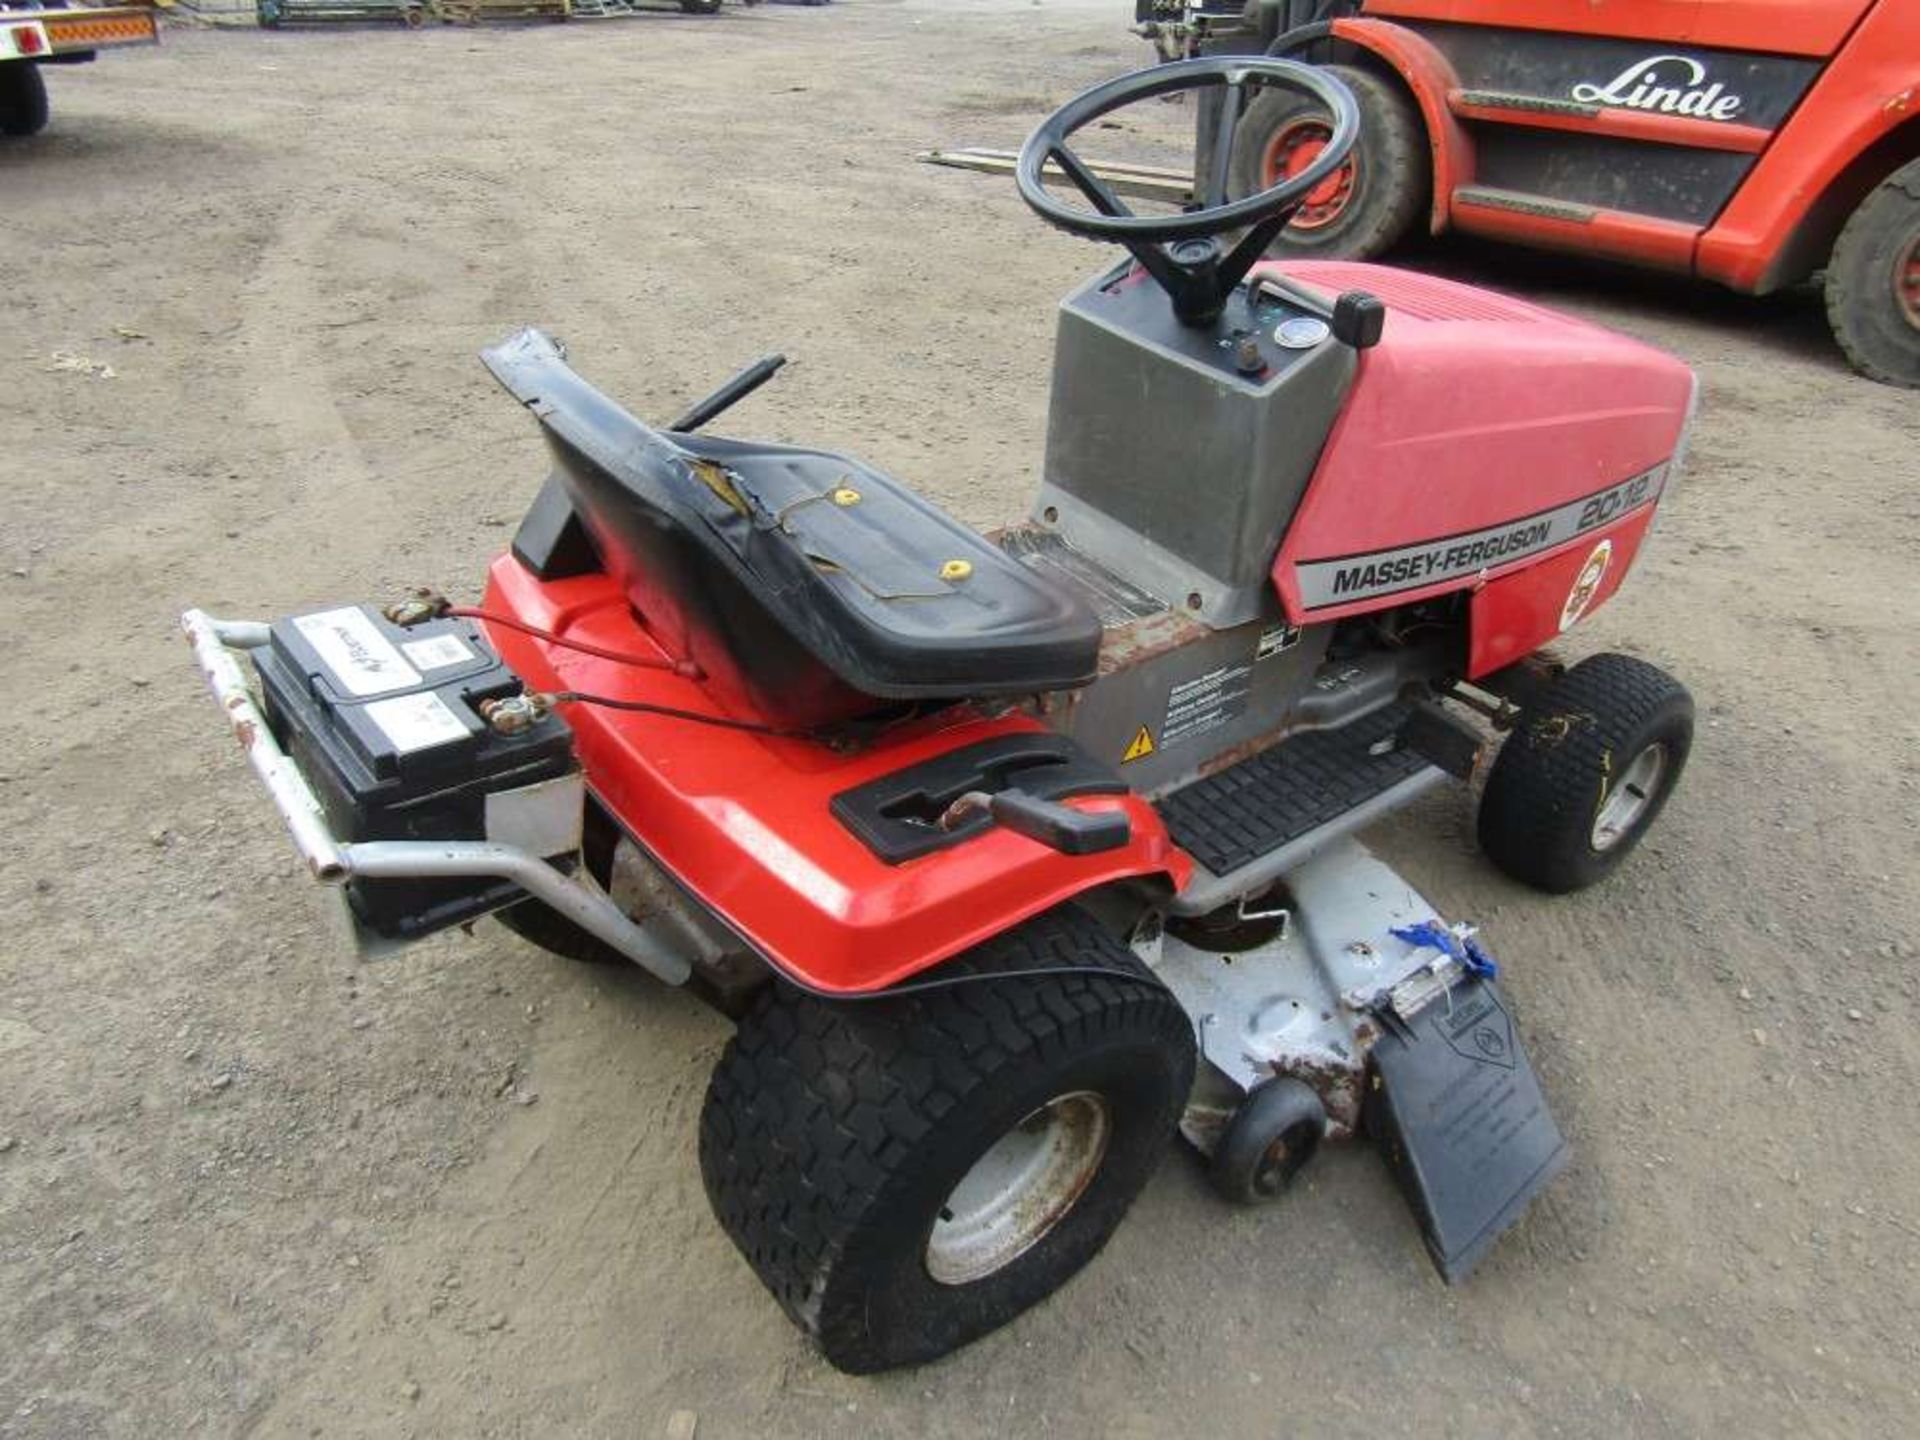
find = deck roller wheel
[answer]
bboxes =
[1210,1077,1326,1204]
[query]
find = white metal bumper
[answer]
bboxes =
[180,608,690,985]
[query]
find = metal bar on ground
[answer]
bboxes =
[917,148,1195,206]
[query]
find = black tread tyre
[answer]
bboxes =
[678,0,722,12]
[1227,62,1425,260]
[1824,157,1920,389]
[493,898,626,966]
[1478,653,1692,894]
[1210,1077,1324,1205]
[698,906,1195,1374]
[1,63,51,139]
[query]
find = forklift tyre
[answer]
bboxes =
[493,898,625,966]
[698,906,1194,1374]
[1210,1077,1325,1205]
[1227,62,1425,259]
[1825,157,1920,389]
[0,63,50,139]
[678,0,721,11]
[1478,653,1692,894]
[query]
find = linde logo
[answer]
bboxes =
[1570,54,1743,120]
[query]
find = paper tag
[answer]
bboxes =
[365,691,471,755]
[293,607,421,697]
[402,633,474,671]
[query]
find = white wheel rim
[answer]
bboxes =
[1591,743,1667,852]
[924,1091,1111,1287]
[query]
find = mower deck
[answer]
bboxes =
[1149,832,1569,1282]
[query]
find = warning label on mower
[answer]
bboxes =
[1292,464,1666,610]
[1162,662,1251,749]
[1255,623,1301,660]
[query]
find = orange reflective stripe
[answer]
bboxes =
[44,11,157,46]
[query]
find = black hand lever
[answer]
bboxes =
[940,789,1133,856]
[669,353,787,433]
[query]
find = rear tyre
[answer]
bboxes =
[1825,157,1920,388]
[1227,62,1425,259]
[678,0,722,12]
[0,63,50,139]
[698,906,1195,1374]
[1478,653,1692,894]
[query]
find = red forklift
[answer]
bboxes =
[1141,0,1920,386]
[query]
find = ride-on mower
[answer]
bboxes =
[185,57,1698,1373]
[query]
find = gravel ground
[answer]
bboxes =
[3,1,1917,1435]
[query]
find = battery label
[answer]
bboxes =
[294,607,421,697]
[402,634,474,671]
[1162,662,1252,748]
[365,691,471,755]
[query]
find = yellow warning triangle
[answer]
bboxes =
[1121,726,1155,763]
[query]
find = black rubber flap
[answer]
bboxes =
[1365,978,1570,1285]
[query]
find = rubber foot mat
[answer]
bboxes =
[1155,702,1430,874]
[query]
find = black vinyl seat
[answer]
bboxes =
[484,329,1102,728]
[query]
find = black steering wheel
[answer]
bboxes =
[1016,57,1361,327]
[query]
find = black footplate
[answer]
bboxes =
[1154,702,1432,875]
[1364,978,1571,1284]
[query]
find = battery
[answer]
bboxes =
[252,603,580,944]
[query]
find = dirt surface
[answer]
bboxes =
[4,2,1918,1435]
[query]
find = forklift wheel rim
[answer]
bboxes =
[1260,119,1355,232]
[1591,743,1668,852]
[924,1091,1112,1286]
[1897,231,1920,331]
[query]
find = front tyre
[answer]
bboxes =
[678,0,722,12]
[1825,157,1920,388]
[698,907,1194,1374]
[1478,653,1692,894]
[1227,62,1425,259]
[0,63,50,139]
